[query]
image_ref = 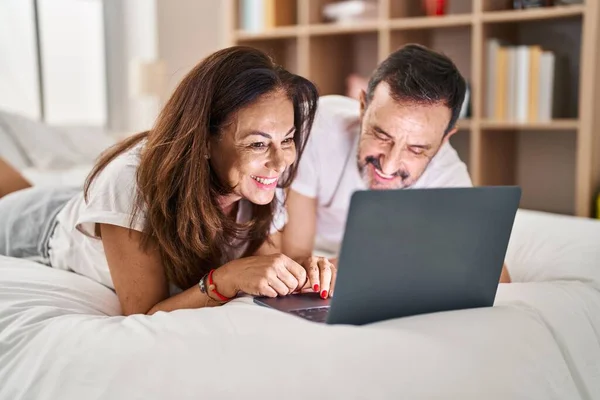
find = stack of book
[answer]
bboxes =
[239,0,295,32]
[485,39,556,122]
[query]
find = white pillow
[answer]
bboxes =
[506,209,600,289]
[0,120,31,169]
[0,110,115,170]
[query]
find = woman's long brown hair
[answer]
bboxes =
[84,46,318,289]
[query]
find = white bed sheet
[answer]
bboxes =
[20,164,94,188]
[0,210,599,400]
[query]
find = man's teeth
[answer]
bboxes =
[374,168,395,179]
[252,176,277,185]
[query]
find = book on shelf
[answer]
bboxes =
[239,0,295,32]
[486,39,556,123]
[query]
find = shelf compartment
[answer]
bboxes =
[449,129,472,174]
[234,26,299,40]
[479,129,576,215]
[306,20,380,35]
[309,0,380,25]
[480,119,580,130]
[390,0,472,19]
[390,26,472,85]
[482,4,585,22]
[481,19,582,122]
[389,14,472,30]
[517,131,577,215]
[456,118,472,130]
[235,37,299,74]
[308,32,378,96]
[236,0,298,32]
[479,129,517,187]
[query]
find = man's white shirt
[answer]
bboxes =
[291,95,473,254]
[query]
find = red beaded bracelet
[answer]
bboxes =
[207,269,232,302]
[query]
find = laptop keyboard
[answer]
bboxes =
[290,307,330,323]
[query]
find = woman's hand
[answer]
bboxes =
[211,254,307,298]
[302,256,336,299]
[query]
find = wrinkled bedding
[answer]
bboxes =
[0,109,115,188]
[0,209,599,399]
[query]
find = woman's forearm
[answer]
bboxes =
[146,261,242,315]
[147,284,224,314]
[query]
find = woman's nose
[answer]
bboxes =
[266,147,286,173]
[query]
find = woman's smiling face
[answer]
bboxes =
[209,90,296,206]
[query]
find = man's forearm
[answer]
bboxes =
[500,263,511,283]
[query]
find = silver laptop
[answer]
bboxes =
[254,186,521,325]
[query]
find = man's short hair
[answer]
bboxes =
[366,44,467,135]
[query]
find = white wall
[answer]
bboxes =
[103,0,160,133]
[122,0,159,132]
[102,0,226,133]
[37,0,107,126]
[156,0,228,100]
[0,0,41,119]
[0,0,225,132]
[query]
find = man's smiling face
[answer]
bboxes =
[357,82,457,190]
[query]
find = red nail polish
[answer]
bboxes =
[313,284,319,292]
[321,290,328,299]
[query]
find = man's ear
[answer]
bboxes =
[443,127,458,144]
[359,90,367,119]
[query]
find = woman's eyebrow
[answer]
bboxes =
[243,131,272,140]
[241,126,295,140]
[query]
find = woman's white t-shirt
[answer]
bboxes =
[48,141,287,290]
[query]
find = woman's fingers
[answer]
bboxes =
[248,255,338,298]
[287,258,308,292]
[303,256,319,293]
[330,260,337,297]
[261,286,279,298]
[318,258,333,299]
[267,275,291,296]
[276,266,300,293]
[255,277,279,297]
[272,254,313,295]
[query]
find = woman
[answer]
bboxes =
[0,46,335,315]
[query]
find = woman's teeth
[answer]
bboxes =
[251,176,277,185]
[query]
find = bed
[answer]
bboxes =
[1,109,600,399]
[1,207,599,400]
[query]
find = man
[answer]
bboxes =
[283,44,511,293]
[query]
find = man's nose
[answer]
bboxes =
[379,145,403,175]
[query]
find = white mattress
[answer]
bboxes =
[1,209,599,400]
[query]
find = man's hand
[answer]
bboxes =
[500,263,511,283]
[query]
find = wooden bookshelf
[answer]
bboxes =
[226,0,600,218]
[481,4,585,22]
[480,119,580,130]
